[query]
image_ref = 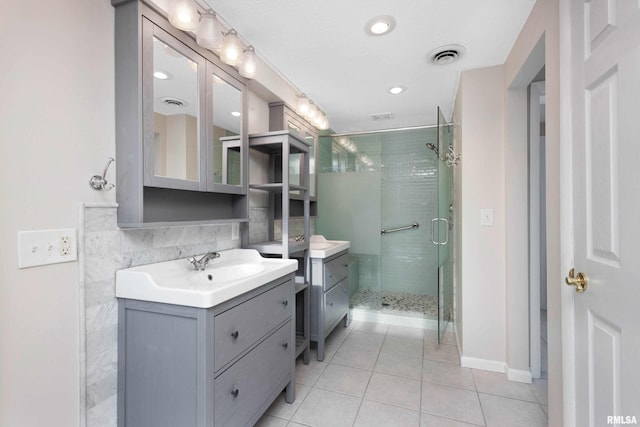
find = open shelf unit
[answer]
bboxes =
[248,131,311,363]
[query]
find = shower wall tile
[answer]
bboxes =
[318,129,440,296]
[79,204,242,427]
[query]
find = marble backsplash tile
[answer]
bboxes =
[274,217,317,240]
[79,204,246,427]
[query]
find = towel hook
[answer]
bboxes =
[89,157,115,191]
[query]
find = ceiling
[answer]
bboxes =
[204,0,536,133]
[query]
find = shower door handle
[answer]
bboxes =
[440,218,449,245]
[431,218,438,244]
[431,218,449,245]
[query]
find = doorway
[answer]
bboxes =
[529,77,548,384]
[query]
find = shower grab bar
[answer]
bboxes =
[381,222,419,235]
[431,218,450,245]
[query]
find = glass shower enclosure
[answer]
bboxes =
[317,108,454,341]
[436,107,454,340]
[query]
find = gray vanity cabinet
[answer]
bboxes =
[310,251,350,361]
[117,275,295,427]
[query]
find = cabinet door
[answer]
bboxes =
[285,113,317,196]
[205,63,247,194]
[304,129,317,199]
[143,19,206,191]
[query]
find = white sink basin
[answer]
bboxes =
[116,249,297,308]
[309,235,350,258]
[210,263,267,282]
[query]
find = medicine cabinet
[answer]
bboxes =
[113,0,248,227]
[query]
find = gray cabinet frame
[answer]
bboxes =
[248,131,312,364]
[117,274,296,427]
[269,102,319,206]
[310,250,350,361]
[113,0,249,227]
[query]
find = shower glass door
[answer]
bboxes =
[436,107,454,341]
[379,129,437,317]
[317,128,439,321]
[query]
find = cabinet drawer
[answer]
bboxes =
[323,253,349,291]
[214,281,292,371]
[324,280,349,332]
[215,321,292,427]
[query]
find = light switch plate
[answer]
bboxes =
[17,228,77,269]
[480,209,494,226]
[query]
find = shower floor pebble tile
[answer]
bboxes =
[255,320,548,427]
[350,290,438,318]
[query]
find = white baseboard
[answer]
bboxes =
[460,356,506,373]
[507,368,533,383]
[350,308,438,330]
[459,357,533,384]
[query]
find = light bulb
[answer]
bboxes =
[319,113,329,130]
[239,46,257,79]
[296,95,311,117]
[168,0,198,31]
[196,10,222,51]
[313,110,324,128]
[305,101,318,122]
[220,29,243,67]
[371,21,390,34]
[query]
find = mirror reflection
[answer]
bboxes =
[152,37,200,181]
[287,121,302,187]
[305,131,316,197]
[211,74,242,186]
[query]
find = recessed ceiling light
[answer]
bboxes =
[153,70,172,80]
[388,86,406,95]
[365,16,396,36]
[230,111,241,117]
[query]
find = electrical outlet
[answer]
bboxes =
[231,223,240,240]
[18,229,77,269]
[60,235,72,256]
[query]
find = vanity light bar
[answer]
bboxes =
[167,0,257,79]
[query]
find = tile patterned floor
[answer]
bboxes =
[255,320,548,427]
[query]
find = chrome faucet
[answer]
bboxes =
[187,252,220,271]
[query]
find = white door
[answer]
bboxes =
[568,1,640,425]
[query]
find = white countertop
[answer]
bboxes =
[310,235,350,259]
[116,249,297,308]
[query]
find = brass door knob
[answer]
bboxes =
[565,268,588,293]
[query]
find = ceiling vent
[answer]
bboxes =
[370,112,393,121]
[161,97,187,107]
[429,44,466,65]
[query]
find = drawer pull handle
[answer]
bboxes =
[231,331,239,339]
[282,342,288,349]
[282,299,288,306]
[231,388,239,398]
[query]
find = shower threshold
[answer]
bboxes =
[349,289,439,330]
